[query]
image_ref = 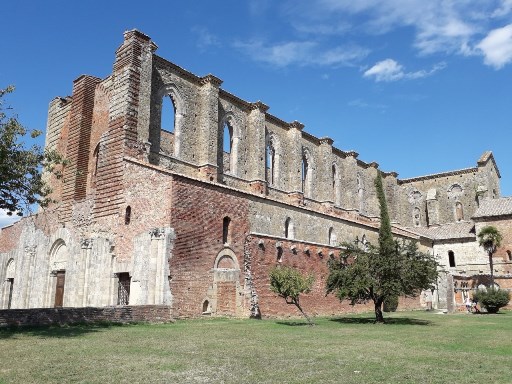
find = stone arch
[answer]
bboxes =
[157,83,186,157]
[447,184,463,199]
[220,112,240,176]
[265,131,281,187]
[49,239,69,272]
[302,147,314,198]
[209,248,242,316]
[5,258,15,280]
[213,248,240,271]
[284,217,295,239]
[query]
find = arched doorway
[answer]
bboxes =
[48,240,69,307]
[207,248,242,316]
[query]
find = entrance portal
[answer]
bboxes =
[54,271,65,307]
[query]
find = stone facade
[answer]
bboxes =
[1,30,510,319]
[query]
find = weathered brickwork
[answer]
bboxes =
[0,30,510,322]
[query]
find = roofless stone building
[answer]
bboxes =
[1,30,511,322]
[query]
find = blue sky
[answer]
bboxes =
[1,0,512,227]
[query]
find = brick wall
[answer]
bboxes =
[169,176,249,317]
[0,305,172,328]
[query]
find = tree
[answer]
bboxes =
[269,265,315,325]
[477,225,503,287]
[0,86,65,216]
[326,172,438,323]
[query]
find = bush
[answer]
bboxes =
[473,288,510,313]
[383,295,399,312]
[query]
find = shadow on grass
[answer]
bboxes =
[275,321,312,327]
[0,322,122,339]
[330,316,433,326]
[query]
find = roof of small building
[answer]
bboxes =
[407,221,476,241]
[473,197,512,218]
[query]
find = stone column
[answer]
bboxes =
[80,238,93,307]
[287,121,305,203]
[197,74,223,181]
[318,137,334,203]
[247,101,269,194]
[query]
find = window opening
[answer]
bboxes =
[284,218,293,239]
[455,202,464,222]
[202,300,211,314]
[125,206,131,225]
[448,251,456,268]
[266,144,275,185]
[413,207,421,227]
[7,278,14,309]
[117,273,131,305]
[277,247,283,263]
[223,217,231,244]
[328,227,334,245]
[507,250,511,261]
[301,155,309,194]
[161,95,176,133]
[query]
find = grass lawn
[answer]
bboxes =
[0,310,511,383]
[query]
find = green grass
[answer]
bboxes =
[0,311,511,383]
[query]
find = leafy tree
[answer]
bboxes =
[473,288,510,313]
[477,225,503,287]
[0,86,65,216]
[326,172,438,323]
[269,265,315,325]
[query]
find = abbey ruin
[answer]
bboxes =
[1,30,511,322]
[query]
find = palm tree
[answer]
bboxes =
[477,225,503,287]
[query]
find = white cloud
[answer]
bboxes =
[476,24,512,68]
[363,59,446,82]
[0,209,21,229]
[234,40,369,68]
[192,27,221,50]
[283,0,512,67]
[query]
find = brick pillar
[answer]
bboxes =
[94,30,154,218]
[197,74,223,181]
[60,75,101,220]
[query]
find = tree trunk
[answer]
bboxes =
[294,300,315,326]
[489,251,495,287]
[374,298,385,323]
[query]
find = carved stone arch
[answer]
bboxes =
[220,112,240,176]
[208,247,242,316]
[49,239,69,272]
[447,184,463,198]
[302,146,314,198]
[157,83,186,157]
[213,247,240,271]
[265,130,281,186]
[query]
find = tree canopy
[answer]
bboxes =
[0,86,65,216]
[326,172,438,323]
[269,265,315,325]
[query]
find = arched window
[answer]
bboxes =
[277,247,283,263]
[266,143,275,185]
[328,227,336,246]
[223,216,231,244]
[124,206,131,225]
[301,149,311,197]
[448,250,456,268]
[161,95,176,133]
[455,202,464,222]
[332,164,338,204]
[507,250,511,261]
[284,217,294,239]
[222,122,234,174]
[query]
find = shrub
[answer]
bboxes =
[473,288,510,313]
[383,295,399,312]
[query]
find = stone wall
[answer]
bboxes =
[0,305,172,328]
